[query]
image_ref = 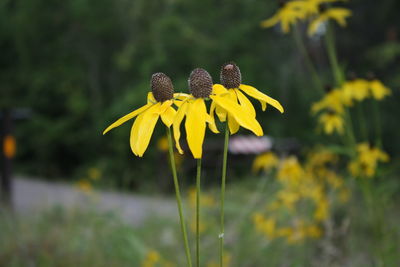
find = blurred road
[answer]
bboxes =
[11,177,177,225]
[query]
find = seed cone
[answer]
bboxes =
[151,73,174,102]
[220,62,241,89]
[189,68,213,98]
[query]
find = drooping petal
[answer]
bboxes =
[227,114,240,134]
[147,92,156,104]
[135,111,160,157]
[211,95,263,136]
[130,103,161,157]
[173,101,189,154]
[239,84,284,113]
[103,103,152,135]
[158,100,173,114]
[207,101,220,134]
[161,106,176,127]
[212,84,230,96]
[235,89,256,118]
[185,99,207,159]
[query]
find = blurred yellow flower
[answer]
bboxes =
[318,111,344,135]
[308,7,351,36]
[76,179,92,193]
[253,213,277,238]
[311,88,345,114]
[342,78,370,102]
[211,62,283,135]
[141,250,161,267]
[368,79,391,100]
[157,136,169,152]
[314,198,329,221]
[88,167,101,180]
[261,0,307,33]
[252,152,280,173]
[103,73,177,157]
[277,156,304,185]
[348,143,389,178]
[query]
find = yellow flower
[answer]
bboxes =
[252,152,280,173]
[261,0,308,33]
[174,68,264,159]
[318,111,344,135]
[311,88,345,114]
[211,62,284,135]
[348,143,389,178]
[88,168,101,180]
[341,78,370,102]
[103,73,178,157]
[76,179,92,193]
[314,197,329,221]
[308,7,352,36]
[277,156,304,184]
[141,250,161,267]
[368,79,391,100]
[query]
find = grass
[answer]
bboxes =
[0,175,399,267]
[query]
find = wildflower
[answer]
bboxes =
[277,156,304,185]
[103,73,179,157]
[341,78,370,102]
[3,135,16,158]
[308,6,352,36]
[314,197,329,221]
[368,79,391,100]
[141,250,161,267]
[252,213,277,238]
[173,68,263,158]
[252,152,280,173]
[348,143,389,178]
[261,0,307,33]
[88,168,101,180]
[211,62,284,134]
[76,179,92,193]
[311,87,346,114]
[318,110,344,135]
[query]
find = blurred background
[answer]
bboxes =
[1,0,399,266]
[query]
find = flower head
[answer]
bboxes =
[308,6,352,36]
[211,62,284,135]
[348,143,389,178]
[368,79,391,100]
[318,110,344,135]
[103,73,177,157]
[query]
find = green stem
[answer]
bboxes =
[196,158,202,267]
[219,124,230,267]
[166,127,192,267]
[372,100,382,147]
[324,22,344,86]
[293,26,324,96]
[324,22,357,151]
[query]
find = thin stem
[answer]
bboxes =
[372,100,382,147]
[196,158,202,267]
[356,103,368,142]
[293,26,324,96]
[219,124,230,267]
[166,127,192,267]
[324,23,344,86]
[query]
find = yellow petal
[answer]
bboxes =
[216,105,227,122]
[130,104,161,156]
[161,106,176,127]
[212,84,229,95]
[239,84,284,113]
[228,114,240,134]
[103,103,152,135]
[235,89,256,118]
[260,14,280,29]
[211,95,263,136]
[173,101,189,154]
[207,101,220,134]
[185,99,207,159]
[158,100,173,114]
[130,113,144,156]
[147,92,156,104]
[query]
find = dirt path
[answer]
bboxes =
[10,177,177,226]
